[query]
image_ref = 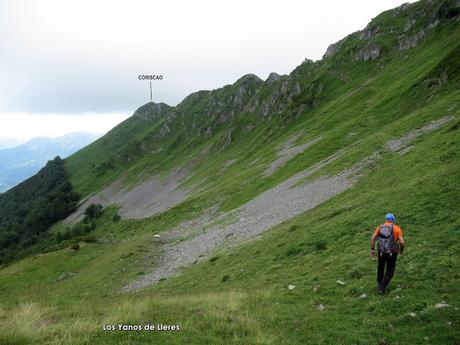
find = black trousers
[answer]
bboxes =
[377,252,398,288]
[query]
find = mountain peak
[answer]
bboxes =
[235,73,263,85]
[266,72,282,82]
[133,102,172,121]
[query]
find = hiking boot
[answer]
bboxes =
[378,285,386,295]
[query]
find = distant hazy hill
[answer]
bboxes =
[0,132,101,192]
[0,136,23,150]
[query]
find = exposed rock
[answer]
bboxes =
[258,78,294,118]
[133,102,171,121]
[399,145,414,155]
[384,115,455,152]
[427,19,440,29]
[293,82,301,94]
[359,293,367,299]
[266,72,282,83]
[264,136,321,177]
[224,128,234,147]
[359,23,379,40]
[317,303,326,311]
[218,112,229,124]
[156,204,221,244]
[434,302,450,309]
[233,85,246,107]
[323,39,344,58]
[63,166,192,223]
[403,18,417,33]
[355,44,381,61]
[287,284,296,290]
[280,80,289,94]
[393,3,411,16]
[399,30,426,50]
[302,58,314,65]
[159,122,171,136]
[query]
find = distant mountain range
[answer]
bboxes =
[0,132,101,192]
[0,136,23,150]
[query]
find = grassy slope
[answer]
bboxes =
[1,3,460,345]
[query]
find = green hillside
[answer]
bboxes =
[0,0,459,344]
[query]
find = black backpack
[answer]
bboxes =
[378,224,397,254]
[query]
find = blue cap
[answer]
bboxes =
[385,213,396,222]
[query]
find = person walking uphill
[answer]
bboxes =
[370,213,405,294]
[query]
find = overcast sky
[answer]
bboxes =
[0,0,416,140]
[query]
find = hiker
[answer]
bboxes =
[370,213,405,294]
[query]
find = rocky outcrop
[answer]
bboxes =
[266,72,282,82]
[133,102,171,121]
[355,44,381,61]
[399,30,426,50]
[323,39,345,58]
[223,128,234,147]
[358,23,379,40]
[403,18,417,33]
[235,73,263,86]
[324,0,459,61]
[392,2,411,16]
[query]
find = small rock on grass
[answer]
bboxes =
[359,293,367,299]
[408,312,417,317]
[288,284,296,290]
[317,303,325,311]
[434,302,449,309]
